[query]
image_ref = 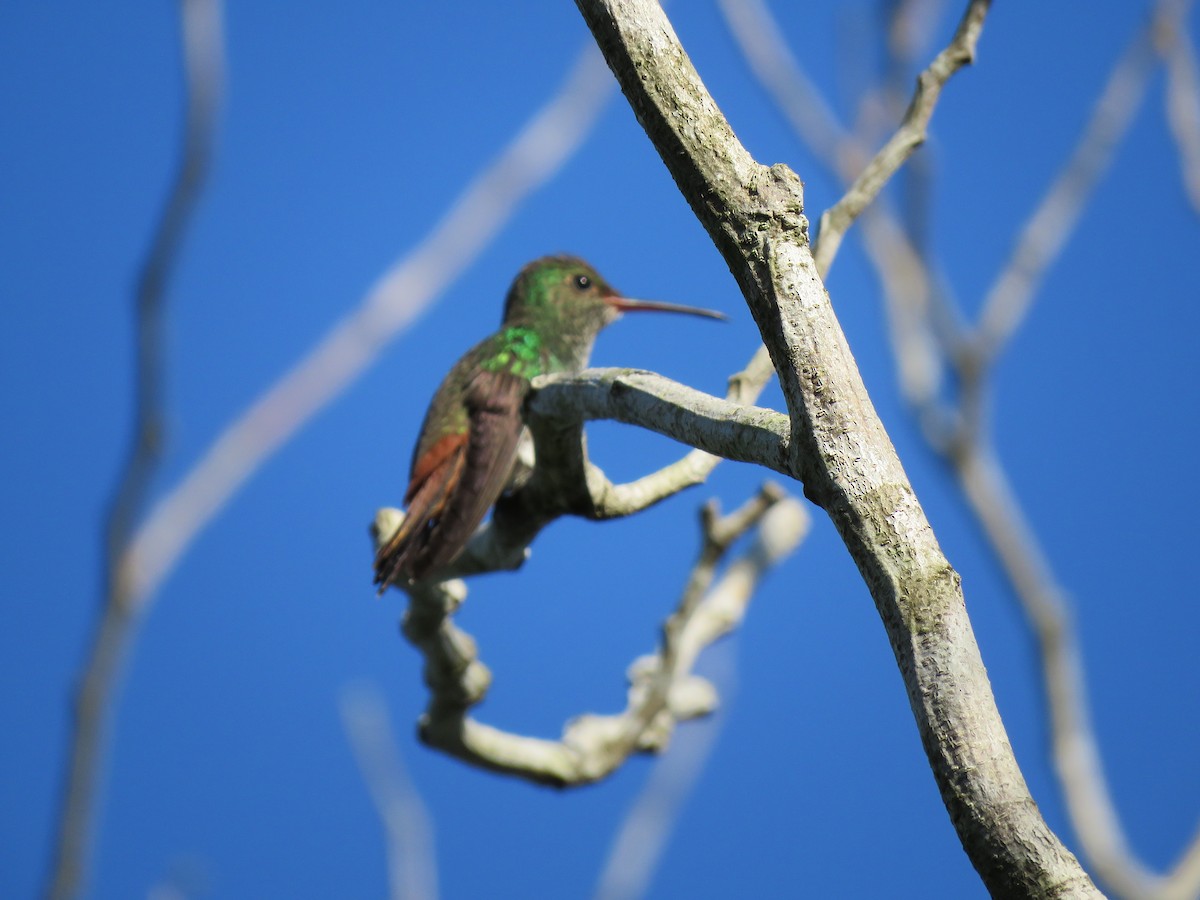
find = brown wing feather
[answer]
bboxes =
[374,432,468,590]
[374,370,526,588]
[410,370,527,577]
[405,432,465,504]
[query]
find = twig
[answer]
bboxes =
[956,449,1140,899]
[44,3,225,898]
[528,369,790,471]
[716,0,863,180]
[718,0,952,411]
[718,0,986,277]
[956,440,1200,900]
[341,684,439,900]
[556,343,787,518]
[815,0,990,275]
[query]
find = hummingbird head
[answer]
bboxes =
[503,255,620,331]
[502,255,725,372]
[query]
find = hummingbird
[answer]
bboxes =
[373,254,725,589]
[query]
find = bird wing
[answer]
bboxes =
[374,369,527,588]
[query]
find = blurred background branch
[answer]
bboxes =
[46,2,225,897]
[341,684,439,900]
[593,644,734,900]
[1159,0,1200,214]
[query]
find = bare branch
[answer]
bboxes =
[384,485,806,786]
[815,0,990,275]
[528,368,790,470]
[957,443,1200,900]
[719,0,980,294]
[45,4,225,898]
[340,684,439,900]
[577,343,788,517]
[587,447,718,518]
[723,10,1200,891]
[573,0,1101,894]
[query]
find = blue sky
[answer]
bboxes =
[3,2,1199,898]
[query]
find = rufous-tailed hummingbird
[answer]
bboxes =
[374,255,724,589]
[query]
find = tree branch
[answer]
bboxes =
[855,3,1200,896]
[573,0,1100,895]
[381,485,806,786]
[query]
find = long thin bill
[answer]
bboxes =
[606,296,727,320]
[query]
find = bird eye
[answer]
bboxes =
[573,274,590,291]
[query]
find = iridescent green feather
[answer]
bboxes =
[481,326,550,379]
